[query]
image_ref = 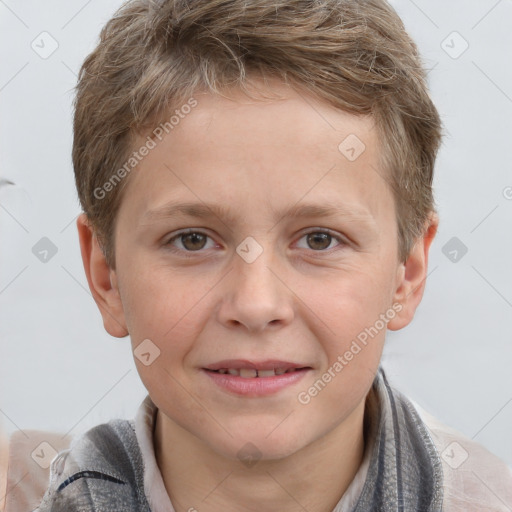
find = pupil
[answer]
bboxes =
[308,232,331,250]
[183,233,206,251]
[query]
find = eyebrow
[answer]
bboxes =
[141,200,376,229]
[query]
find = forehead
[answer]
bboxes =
[166,81,378,165]
[118,79,393,227]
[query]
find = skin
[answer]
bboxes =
[78,78,437,512]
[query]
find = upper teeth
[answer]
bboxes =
[215,368,297,378]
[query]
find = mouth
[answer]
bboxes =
[202,360,312,396]
[203,359,311,377]
[204,367,307,377]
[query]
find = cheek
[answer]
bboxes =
[299,261,394,393]
[119,259,213,342]
[299,281,386,418]
[122,265,210,407]
[309,261,395,333]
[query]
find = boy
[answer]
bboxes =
[32,0,512,510]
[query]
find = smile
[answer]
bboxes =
[206,367,302,378]
[202,360,312,396]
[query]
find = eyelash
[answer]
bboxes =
[163,228,347,257]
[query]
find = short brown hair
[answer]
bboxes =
[73,0,442,266]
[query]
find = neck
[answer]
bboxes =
[154,400,367,512]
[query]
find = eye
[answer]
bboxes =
[164,228,346,256]
[165,230,216,253]
[295,230,344,251]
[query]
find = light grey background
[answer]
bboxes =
[1,0,511,471]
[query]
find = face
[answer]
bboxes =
[81,79,433,462]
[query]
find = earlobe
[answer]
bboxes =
[76,214,129,338]
[388,213,439,331]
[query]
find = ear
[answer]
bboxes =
[77,213,129,337]
[387,212,439,330]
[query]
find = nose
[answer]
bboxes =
[216,246,295,333]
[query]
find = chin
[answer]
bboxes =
[205,424,310,463]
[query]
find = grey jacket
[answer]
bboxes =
[35,369,445,511]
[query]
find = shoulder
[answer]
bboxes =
[1,427,73,512]
[35,419,150,512]
[412,401,512,512]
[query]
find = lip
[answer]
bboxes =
[204,359,308,371]
[202,359,312,397]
